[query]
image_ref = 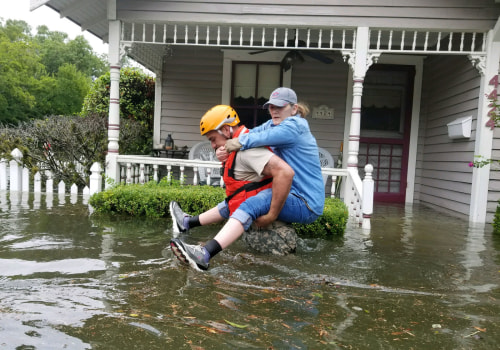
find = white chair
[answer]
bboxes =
[188,141,222,185]
[317,147,335,185]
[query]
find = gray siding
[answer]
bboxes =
[161,46,347,157]
[417,55,479,217]
[160,46,223,148]
[291,51,348,161]
[118,0,500,31]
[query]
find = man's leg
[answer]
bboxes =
[171,201,229,236]
[212,218,245,249]
[170,190,271,270]
[199,206,227,225]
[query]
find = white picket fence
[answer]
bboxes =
[1,147,374,229]
[0,148,102,196]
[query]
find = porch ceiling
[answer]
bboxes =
[31,0,490,72]
[122,22,488,72]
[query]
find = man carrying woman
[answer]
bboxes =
[170,87,325,271]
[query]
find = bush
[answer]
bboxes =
[89,182,349,237]
[89,180,226,218]
[292,197,348,238]
[0,115,107,188]
[494,202,500,234]
[81,67,155,155]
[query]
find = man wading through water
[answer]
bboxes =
[170,88,324,271]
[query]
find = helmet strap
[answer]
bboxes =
[217,125,234,139]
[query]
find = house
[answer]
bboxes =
[30,0,500,223]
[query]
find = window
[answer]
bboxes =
[231,62,282,128]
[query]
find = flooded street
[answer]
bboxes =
[1,191,499,349]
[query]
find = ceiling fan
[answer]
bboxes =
[249,38,334,72]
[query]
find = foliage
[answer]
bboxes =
[89,181,226,218]
[0,20,42,124]
[0,19,107,124]
[292,197,348,238]
[33,26,107,79]
[0,115,107,188]
[89,183,349,237]
[33,63,91,117]
[494,205,500,234]
[81,67,155,155]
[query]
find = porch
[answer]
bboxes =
[103,20,497,224]
[0,148,375,228]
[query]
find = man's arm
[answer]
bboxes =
[255,154,294,227]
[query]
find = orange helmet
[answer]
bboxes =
[200,105,240,135]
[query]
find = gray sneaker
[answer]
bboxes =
[170,238,209,271]
[170,201,190,237]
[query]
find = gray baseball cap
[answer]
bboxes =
[263,87,297,108]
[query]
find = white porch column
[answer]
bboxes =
[153,71,163,148]
[343,27,374,170]
[105,19,122,187]
[469,24,500,223]
[342,27,377,210]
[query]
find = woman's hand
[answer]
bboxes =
[225,138,242,153]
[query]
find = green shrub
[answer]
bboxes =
[89,181,348,237]
[494,201,500,234]
[292,197,348,238]
[89,180,226,218]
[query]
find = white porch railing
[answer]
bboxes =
[112,154,373,229]
[0,149,374,229]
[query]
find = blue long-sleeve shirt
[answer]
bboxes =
[238,116,325,215]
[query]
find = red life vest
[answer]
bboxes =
[224,126,273,215]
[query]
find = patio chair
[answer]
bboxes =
[317,147,335,185]
[188,141,222,186]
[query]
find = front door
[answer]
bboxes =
[358,65,415,203]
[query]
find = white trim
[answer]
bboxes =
[376,54,425,204]
[470,30,500,223]
[29,0,50,11]
[153,71,162,148]
[343,53,425,203]
[221,50,292,104]
[107,0,116,20]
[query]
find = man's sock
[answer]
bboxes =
[184,215,201,230]
[203,239,222,260]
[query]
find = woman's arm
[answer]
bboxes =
[239,118,302,150]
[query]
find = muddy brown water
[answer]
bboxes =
[0,191,499,349]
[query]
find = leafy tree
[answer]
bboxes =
[33,25,107,78]
[51,63,91,116]
[81,67,155,155]
[0,20,42,124]
[0,19,107,124]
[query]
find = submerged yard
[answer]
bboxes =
[0,191,499,349]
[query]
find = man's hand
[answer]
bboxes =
[215,146,229,162]
[254,212,278,228]
[225,138,242,153]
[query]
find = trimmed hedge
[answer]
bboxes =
[494,202,500,234]
[89,180,348,238]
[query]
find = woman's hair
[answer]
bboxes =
[296,102,310,118]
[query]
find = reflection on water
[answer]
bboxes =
[0,191,499,349]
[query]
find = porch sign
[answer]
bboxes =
[312,105,334,120]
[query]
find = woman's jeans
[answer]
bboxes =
[217,188,319,231]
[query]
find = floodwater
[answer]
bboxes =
[0,191,499,350]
